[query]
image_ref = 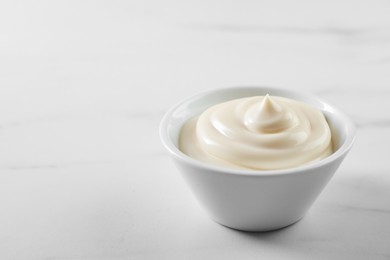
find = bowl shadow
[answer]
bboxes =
[218,172,390,258]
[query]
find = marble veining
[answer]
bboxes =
[0,160,116,171]
[354,118,390,128]
[184,23,390,37]
[342,205,390,214]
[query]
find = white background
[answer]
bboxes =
[0,1,389,259]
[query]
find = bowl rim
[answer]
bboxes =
[159,86,356,176]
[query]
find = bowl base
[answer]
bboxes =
[212,216,305,232]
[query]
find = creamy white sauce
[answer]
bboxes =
[179,95,333,170]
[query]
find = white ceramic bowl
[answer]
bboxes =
[160,87,356,232]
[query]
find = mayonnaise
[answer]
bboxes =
[179,95,333,170]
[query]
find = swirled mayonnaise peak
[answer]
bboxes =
[179,94,333,170]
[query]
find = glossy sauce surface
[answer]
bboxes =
[179,95,333,170]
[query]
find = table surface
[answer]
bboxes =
[1,1,390,259]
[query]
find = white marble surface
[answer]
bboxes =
[0,1,389,259]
